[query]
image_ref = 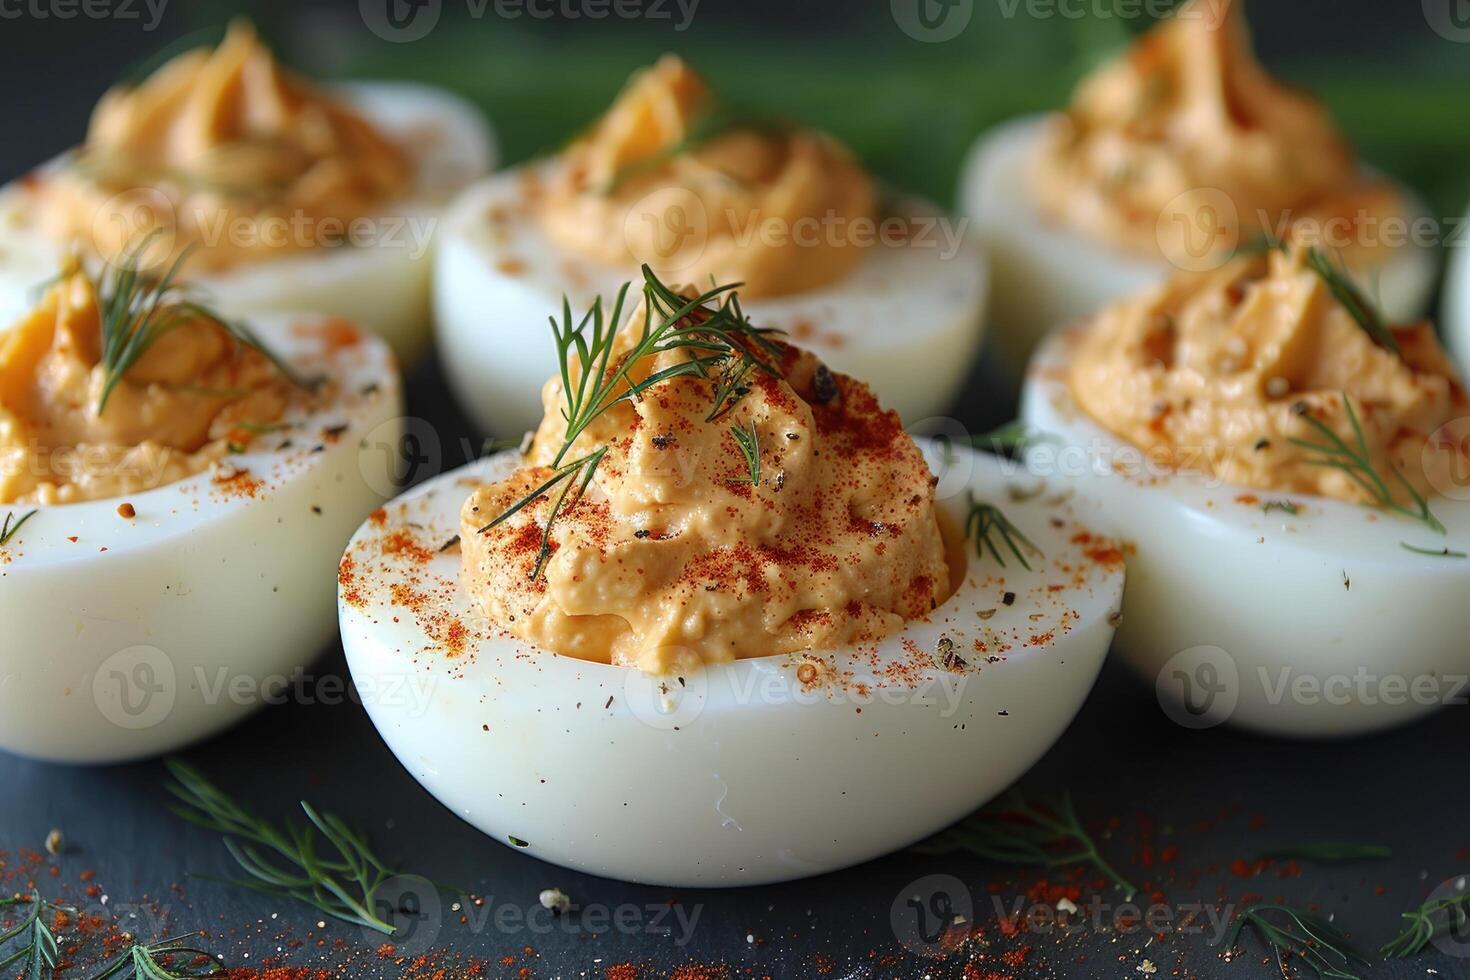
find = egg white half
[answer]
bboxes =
[1440,205,1470,379]
[1021,328,1470,737]
[0,316,403,764]
[0,81,496,366]
[961,115,1439,378]
[338,442,1123,887]
[432,162,989,439]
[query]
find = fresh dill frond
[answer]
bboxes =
[1382,889,1470,958]
[1288,395,1444,534]
[91,236,318,414]
[1255,843,1391,862]
[595,107,779,195]
[964,493,1042,571]
[975,420,1057,456]
[480,265,783,579]
[91,934,221,979]
[1221,904,1368,980]
[1300,245,1398,357]
[1262,499,1300,516]
[0,509,37,547]
[164,760,414,935]
[0,891,65,980]
[1400,542,1467,558]
[730,421,760,485]
[912,789,1136,900]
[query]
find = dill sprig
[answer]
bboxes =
[1262,500,1300,517]
[1300,246,1398,357]
[164,760,411,935]
[0,891,66,980]
[1288,395,1444,534]
[91,237,318,414]
[975,420,1057,456]
[912,789,1136,900]
[1255,843,1391,862]
[479,265,783,579]
[1222,904,1368,980]
[595,107,779,195]
[91,935,220,980]
[730,421,760,485]
[1401,542,1466,558]
[1382,889,1470,959]
[1,509,37,547]
[965,493,1042,571]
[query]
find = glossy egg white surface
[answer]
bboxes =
[961,116,1439,378]
[339,443,1123,887]
[1441,204,1470,379]
[0,317,403,764]
[433,163,988,439]
[0,82,496,365]
[1022,328,1470,737]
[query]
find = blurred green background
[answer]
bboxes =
[7,0,1470,220]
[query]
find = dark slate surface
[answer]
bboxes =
[2,349,1468,980]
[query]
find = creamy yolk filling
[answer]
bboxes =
[1068,244,1469,504]
[39,21,413,272]
[459,303,949,673]
[1033,0,1403,261]
[0,272,295,505]
[538,55,877,299]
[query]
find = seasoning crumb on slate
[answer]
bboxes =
[539,888,571,915]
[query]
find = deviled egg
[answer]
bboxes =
[1022,242,1470,737]
[963,0,1437,376]
[0,257,402,763]
[342,271,1121,886]
[434,56,986,437]
[0,21,495,365]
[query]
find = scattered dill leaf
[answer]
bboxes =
[0,509,37,547]
[964,493,1042,571]
[164,760,415,935]
[913,789,1136,900]
[1400,542,1466,558]
[730,421,760,485]
[1301,245,1398,356]
[0,890,65,979]
[1382,889,1470,958]
[91,934,221,979]
[1256,843,1391,862]
[1262,499,1300,516]
[595,107,779,195]
[1222,904,1368,979]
